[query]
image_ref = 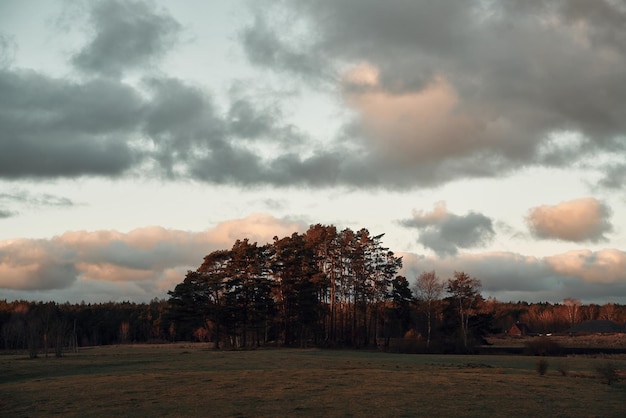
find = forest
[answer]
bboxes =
[2,224,626,356]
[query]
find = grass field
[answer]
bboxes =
[486,333,626,349]
[1,344,625,417]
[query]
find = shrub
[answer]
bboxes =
[595,362,619,385]
[536,358,549,376]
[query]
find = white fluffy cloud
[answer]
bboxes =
[526,197,612,242]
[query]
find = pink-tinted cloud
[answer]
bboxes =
[242,1,626,186]
[207,213,305,249]
[0,214,306,298]
[0,238,78,290]
[341,65,495,164]
[545,249,626,284]
[526,197,612,242]
[401,248,626,303]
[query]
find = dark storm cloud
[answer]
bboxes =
[226,94,302,143]
[239,11,330,83]
[241,0,626,186]
[598,163,626,190]
[5,0,625,189]
[228,98,276,139]
[558,0,626,55]
[0,59,337,185]
[138,76,315,184]
[0,69,143,178]
[72,0,182,77]
[399,203,495,256]
[141,76,227,176]
[0,0,320,184]
[189,143,343,187]
[140,75,341,186]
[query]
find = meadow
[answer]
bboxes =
[1,344,625,417]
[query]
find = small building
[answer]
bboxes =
[508,322,533,336]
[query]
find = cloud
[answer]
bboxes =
[2,0,336,188]
[399,202,495,256]
[401,248,626,303]
[0,238,78,290]
[0,70,144,178]
[598,163,626,189]
[239,9,330,83]
[0,57,344,185]
[71,0,182,77]
[2,208,625,303]
[341,69,483,164]
[0,213,306,300]
[0,33,16,68]
[260,198,285,210]
[207,213,306,248]
[0,190,75,207]
[0,190,75,221]
[241,0,626,186]
[526,197,613,242]
[4,0,626,189]
[546,249,626,284]
[0,209,16,218]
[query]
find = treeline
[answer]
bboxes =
[0,299,173,357]
[2,224,626,356]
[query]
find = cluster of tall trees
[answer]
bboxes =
[3,224,626,355]
[168,225,405,348]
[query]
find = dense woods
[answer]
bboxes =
[2,224,626,356]
[0,299,171,357]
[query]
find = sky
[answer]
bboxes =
[1,0,625,305]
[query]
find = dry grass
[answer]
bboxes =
[487,333,626,350]
[1,344,625,417]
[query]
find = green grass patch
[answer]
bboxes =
[1,344,625,417]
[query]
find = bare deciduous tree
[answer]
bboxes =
[414,271,443,348]
[599,302,616,321]
[563,297,581,327]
